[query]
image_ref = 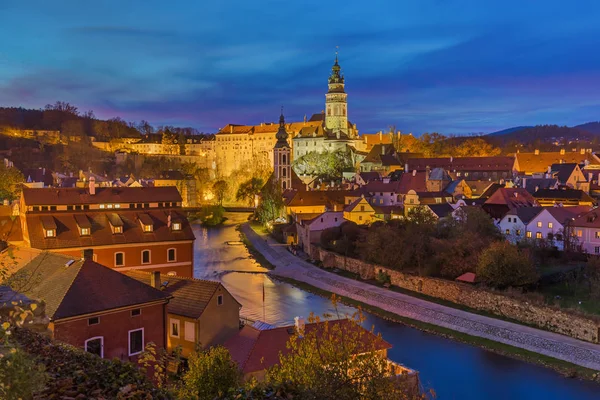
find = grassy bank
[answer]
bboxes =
[271,274,600,382]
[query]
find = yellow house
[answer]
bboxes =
[284,190,351,216]
[127,271,241,358]
[343,197,375,225]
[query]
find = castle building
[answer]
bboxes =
[273,112,292,191]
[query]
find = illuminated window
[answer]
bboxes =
[505,229,510,235]
[170,319,180,338]
[143,224,152,232]
[172,222,181,231]
[114,226,122,234]
[81,227,90,236]
[99,204,105,209]
[548,222,553,229]
[526,231,532,238]
[595,231,600,239]
[577,230,583,237]
[45,229,55,238]
[537,221,542,228]
[536,232,542,239]
[516,230,521,236]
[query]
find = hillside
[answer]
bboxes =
[487,126,532,136]
[575,122,600,134]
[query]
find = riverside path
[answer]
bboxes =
[240,223,600,371]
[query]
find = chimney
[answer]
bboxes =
[534,149,540,155]
[588,173,593,182]
[89,177,96,195]
[412,169,417,177]
[230,125,233,133]
[379,131,382,141]
[294,316,305,337]
[581,148,586,155]
[560,148,565,155]
[547,166,551,174]
[381,145,385,155]
[42,167,46,176]
[150,271,161,289]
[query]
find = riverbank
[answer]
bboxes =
[239,222,600,376]
[273,274,599,381]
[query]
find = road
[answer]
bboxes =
[240,223,600,371]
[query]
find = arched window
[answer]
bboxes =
[327,107,331,116]
[141,249,151,264]
[342,106,346,116]
[282,168,287,177]
[283,181,287,189]
[282,154,286,164]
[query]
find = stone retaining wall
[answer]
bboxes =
[314,247,600,343]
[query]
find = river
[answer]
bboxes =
[193,213,600,400]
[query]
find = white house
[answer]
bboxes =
[565,207,600,254]
[498,207,543,243]
[296,211,345,256]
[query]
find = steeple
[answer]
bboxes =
[329,48,344,84]
[274,107,289,148]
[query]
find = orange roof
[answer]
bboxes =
[456,272,476,283]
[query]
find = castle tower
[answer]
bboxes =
[273,110,292,191]
[325,51,349,136]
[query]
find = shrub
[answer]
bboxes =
[375,270,391,285]
[477,242,539,288]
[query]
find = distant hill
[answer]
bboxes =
[487,126,532,136]
[483,124,600,148]
[574,122,600,134]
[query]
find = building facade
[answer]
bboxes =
[19,184,196,277]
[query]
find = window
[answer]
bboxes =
[595,231,600,239]
[360,205,365,211]
[184,321,195,342]
[131,309,141,317]
[172,222,181,231]
[143,224,152,232]
[144,203,149,208]
[578,230,583,237]
[516,230,521,236]
[129,203,135,208]
[536,232,542,239]
[115,204,121,209]
[67,205,73,211]
[505,229,510,235]
[99,204,105,209]
[81,227,90,236]
[50,206,56,211]
[33,206,40,211]
[107,204,113,209]
[45,229,55,238]
[88,317,99,325]
[41,206,48,211]
[83,205,89,210]
[141,250,151,264]
[537,221,542,228]
[85,337,103,358]
[114,226,123,234]
[548,222,553,229]
[595,247,600,254]
[128,328,144,356]
[334,218,338,222]
[359,215,363,221]
[526,231,532,238]
[507,217,511,223]
[83,249,94,260]
[167,271,177,276]
[217,295,223,306]
[170,319,180,338]
[75,205,82,210]
[115,252,124,267]
[167,248,176,262]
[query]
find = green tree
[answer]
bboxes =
[236,177,264,206]
[453,138,501,157]
[0,164,24,201]
[178,346,241,400]
[477,242,539,288]
[256,178,284,224]
[292,149,352,179]
[212,180,228,206]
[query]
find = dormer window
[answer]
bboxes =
[107,213,124,234]
[45,229,55,238]
[41,215,57,238]
[81,227,90,236]
[138,213,154,232]
[172,222,181,231]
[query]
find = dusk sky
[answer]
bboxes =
[1,1,599,135]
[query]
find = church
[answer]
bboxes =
[214,53,364,177]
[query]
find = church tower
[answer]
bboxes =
[273,110,292,191]
[325,51,349,136]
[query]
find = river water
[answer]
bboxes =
[193,213,600,400]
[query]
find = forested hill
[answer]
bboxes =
[574,122,600,134]
[485,124,600,147]
[0,102,205,140]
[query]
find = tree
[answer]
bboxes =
[266,296,424,400]
[212,180,228,206]
[236,177,264,206]
[453,138,501,157]
[0,164,24,201]
[256,178,284,224]
[292,149,352,179]
[477,242,539,288]
[178,346,241,400]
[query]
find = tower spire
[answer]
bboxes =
[275,107,289,147]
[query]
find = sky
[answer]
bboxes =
[1,1,599,135]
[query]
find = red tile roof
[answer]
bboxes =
[10,253,171,320]
[397,172,428,194]
[25,209,195,250]
[224,319,391,375]
[484,188,538,207]
[126,271,240,319]
[22,186,182,206]
[406,156,515,172]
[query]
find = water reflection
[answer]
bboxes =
[192,214,600,400]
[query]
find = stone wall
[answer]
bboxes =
[314,248,600,343]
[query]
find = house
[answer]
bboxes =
[355,171,381,185]
[532,188,595,207]
[549,163,589,192]
[426,168,452,192]
[405,156,516,181]
[22,167,54,188]
[296,211,344,255]
[284,190,356,216]
[464,181,502,199]
[361,178,402,207]
[151,170,197,208]
[403,190,453,216]
[343,197,375,224]
[567,209,600,254]
[19,184,196,277]
[397,170,428,200]
[482,188,539,220]
[514,149,600,175]
[224,318,401,382]
[443,179,473,200]
[498,207,544,243]
[526,206,592,250]
[359,144,401,173]
[521,177,559,195]
[9,252,171,361]
[372,205,404,221]
[126,271,241,358]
